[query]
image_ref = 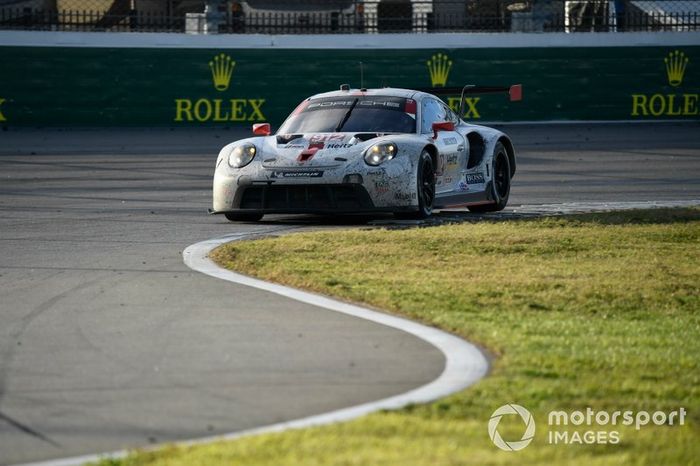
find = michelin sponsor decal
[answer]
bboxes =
[271,170,324,178]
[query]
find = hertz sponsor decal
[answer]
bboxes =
[631,50,698,118]
[175,53,266,123]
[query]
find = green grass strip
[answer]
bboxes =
[102,208,699,466]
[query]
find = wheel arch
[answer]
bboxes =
[466,131,486,169]
[498,136,516,177]
[422,144,439,170]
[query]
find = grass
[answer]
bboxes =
[100,208,700,465]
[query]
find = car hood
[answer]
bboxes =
[260,132,389,169]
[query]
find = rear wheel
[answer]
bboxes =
[395,150,435,219]
[468,142,511,213]
[224,212,263,222]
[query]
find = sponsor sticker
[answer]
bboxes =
[271,170,324,178]
[466,173,485,184]
[395,192,416,201]
[373,179,389,194]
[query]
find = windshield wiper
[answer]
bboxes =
[335,98,359,132]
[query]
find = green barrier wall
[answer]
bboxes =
[0,45,698,126]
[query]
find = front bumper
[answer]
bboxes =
[211,182,417,215]
[213,155,419,215]
[235,183,371,213]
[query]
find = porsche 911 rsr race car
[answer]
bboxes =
[212,86,519,221]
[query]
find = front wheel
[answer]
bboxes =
[468,142,511,213]
[224,212,263,222]
[395,150,435,219]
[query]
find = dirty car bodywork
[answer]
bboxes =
[212,87,517,220]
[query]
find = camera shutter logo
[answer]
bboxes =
[488,404,536,451]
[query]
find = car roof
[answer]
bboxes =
[308,87,431,101]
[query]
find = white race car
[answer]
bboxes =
[212,85,521,221]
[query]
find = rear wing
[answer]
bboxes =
[418,84,522,120]
[418,84,523,102]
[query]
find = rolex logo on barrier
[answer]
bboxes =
[426,53,482,119]
[631,49,697,118]
[427,53,452,87]
[210,53,236,91]
[665,50,688,87]
[174,52,266,123]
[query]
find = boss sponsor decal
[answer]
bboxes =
[466,173,485,184]
[271,170,324,178]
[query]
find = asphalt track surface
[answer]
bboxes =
[1,123,699,465]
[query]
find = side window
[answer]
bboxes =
[420,98,447,134]
[442,102,460,124]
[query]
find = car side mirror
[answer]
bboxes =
[252,123,271,136]
[431,121,455,139]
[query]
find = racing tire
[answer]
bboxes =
[468,142,511,213]
[395,150,435,219]
[224,212,264,222]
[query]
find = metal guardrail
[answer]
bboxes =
[1,1,699,33]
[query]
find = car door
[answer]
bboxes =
[420,98,466,194]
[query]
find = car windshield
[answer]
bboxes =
[278,96,417,134]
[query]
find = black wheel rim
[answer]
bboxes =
[494,153,509,199]
[420,158,435,211]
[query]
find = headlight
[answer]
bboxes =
[364,142,397,166]
[228,143,257,168]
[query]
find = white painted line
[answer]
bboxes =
[510,199,700,215]
[15,200,699,466]
[1,30,699,49]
